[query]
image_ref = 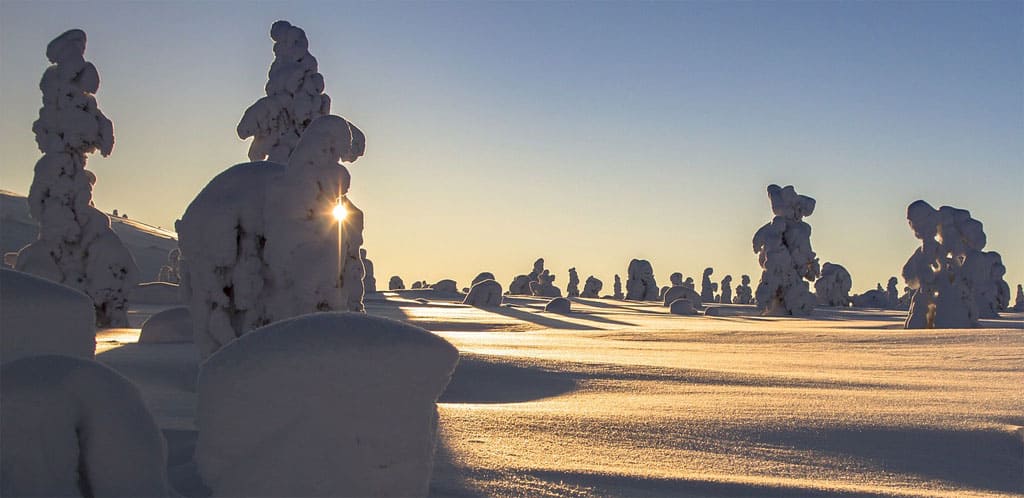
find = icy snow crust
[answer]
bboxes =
[17,29,138,328]
[0,268,95,362]
[195,312,458,498]
[1,355,170,497]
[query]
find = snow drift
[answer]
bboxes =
[0,268,94,363]
[195,313,458,498]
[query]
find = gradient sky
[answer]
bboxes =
[2,1,1021,293]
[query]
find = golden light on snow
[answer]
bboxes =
[332,202,348,222]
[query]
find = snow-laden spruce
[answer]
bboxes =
[389,275,405,290]
[626,259,659,301]
[0,269,95,363]
[902,201,1008,327]
[886,277,900,308]
[566,267,580,298]
[733,274,753,304]
[157,248,181,283]
[177,115,365,358]
[195,313,457,498]
[361,248,377,294]
[700,267,717,302]
[530,269,562,297]
[237,21,334,164]
[1,355,170,497]
[581,275,602,298]
[463,279,503,307]
[814,262,852,307]
[472,272,496,287]
[613,274,624,299]
[719,275,733,304]
[16,29,138,327]
[752,184,820,315]
[509,258,545,295]
[663,284,701,308]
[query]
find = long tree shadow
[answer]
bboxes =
[571,297,665,314]
[750,426,1023,493]
[440,354,579,404]
[485,305,598,330]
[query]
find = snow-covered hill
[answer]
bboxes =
[1,190,178,281]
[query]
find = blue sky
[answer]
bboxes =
[1,1,1021,292]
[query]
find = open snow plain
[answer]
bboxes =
[100,292,1023,497]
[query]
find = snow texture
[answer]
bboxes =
[566,268,580,298]
[195,313,457,498]
[177,114,365,359]
[432,279,458,294]
[237,21,339,164]
[733,275,753,304]
[700,267,716,302]
[719,275,733,304]
[625,259,659,301]
[814,262,852,307]
[361,248,376,294]
[16,29,138,328]
[612,274,623,299]
[0,268,94,363]
[138,306,193,344]
[463,279,503,307]
[1,355,170,497]
[130,281,181,304]
[668,298,697,315]
[902,200,997,328]
[389,275,405,290]
[544,297,572,313]
[581,276,603,298]
[752,184,820,316]
[663,285,702,308]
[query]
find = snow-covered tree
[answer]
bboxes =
[237,20,334,164]
[16,29,138,327]
[752,184,820,315]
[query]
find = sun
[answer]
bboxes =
[332,202,348,222]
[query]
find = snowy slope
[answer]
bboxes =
[0,190,177,280]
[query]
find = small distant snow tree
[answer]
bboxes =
[237,20,333,164]
[16,29,138,327]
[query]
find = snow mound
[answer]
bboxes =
[1,269,94,363]
[544,297,571,313]
[139,307,193,344]
[669,299,698,315]
[1,355,170,497]
[733,274,753,304]
[663,285,702,308]
[815,262,852,307]
[431,279,458,294]
[130,281,181,304]
[195,312,458,498]
[463,279,503,307]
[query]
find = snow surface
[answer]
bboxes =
[88,293,1023,497]
[195,312,458,497]
[130,281,181,304]
[1,355,170,497]
[0,268,95,362]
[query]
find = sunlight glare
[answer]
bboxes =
[332,202,348,222]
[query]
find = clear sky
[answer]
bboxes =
[2,1,1021,293]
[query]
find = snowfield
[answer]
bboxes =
[94,292,1023,497]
